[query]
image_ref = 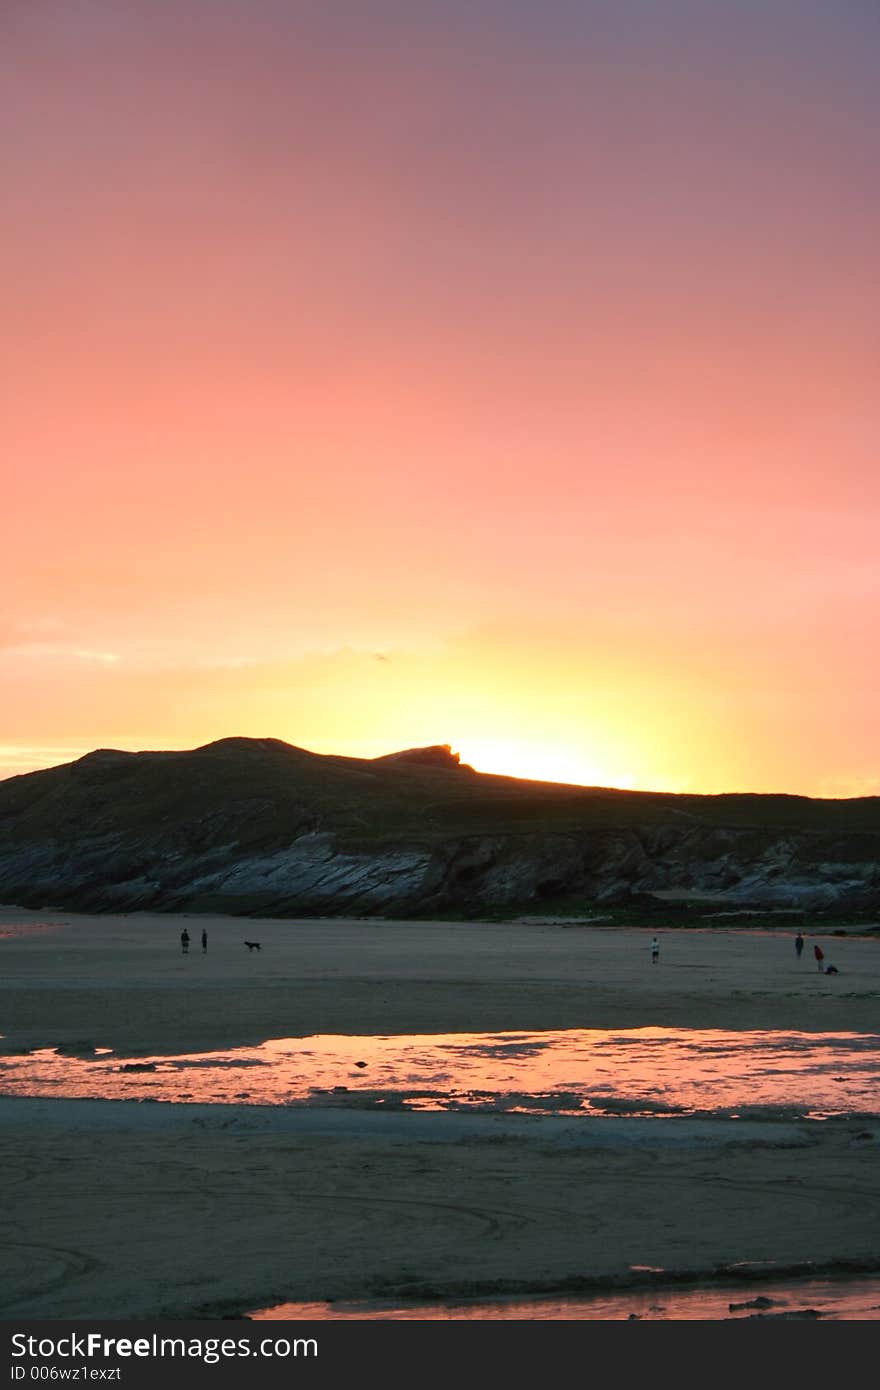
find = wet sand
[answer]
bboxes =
[2,908,879,1318]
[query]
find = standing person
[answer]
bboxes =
[813,943,824,973]
[651,935,659,964]
[181,928,190,955]
[795,932,804,959]
[201,928,207,953]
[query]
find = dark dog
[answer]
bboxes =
[244,941,261,951]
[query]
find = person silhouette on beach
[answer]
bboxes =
[201,929,207,953]
[795,933,804,959]
[813,944,824,972]
[181,928,190,955]
[651,936,659,964]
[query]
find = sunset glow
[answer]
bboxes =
[3,1,878,795]
[457,740,637,792]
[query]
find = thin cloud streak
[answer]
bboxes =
[2,646,120,664]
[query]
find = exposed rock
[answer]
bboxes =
[373,744,463,769]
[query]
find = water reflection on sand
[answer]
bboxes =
[2,1027,880,1119]
[251,1275,880,1320]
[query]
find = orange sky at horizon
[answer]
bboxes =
[2,2,878,797]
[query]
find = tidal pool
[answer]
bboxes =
[251,1275,880,1320]
[2,1027,880,1119]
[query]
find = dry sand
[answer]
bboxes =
[1,908,879,1318]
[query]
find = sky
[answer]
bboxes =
[2,0,878,794]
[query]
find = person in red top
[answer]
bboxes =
[814,944,825,973]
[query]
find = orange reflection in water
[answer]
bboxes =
[2,1028,880,1119]
[251,1275,880,1321]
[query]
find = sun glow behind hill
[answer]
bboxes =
[456,737,642,791]
[1,730,662,794]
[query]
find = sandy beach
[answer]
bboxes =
[2,909,879,1318]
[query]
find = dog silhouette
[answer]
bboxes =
[244,941,261,951]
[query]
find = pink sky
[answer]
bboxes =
[3,1,878,793]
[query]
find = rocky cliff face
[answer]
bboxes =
[0,738,877,916]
